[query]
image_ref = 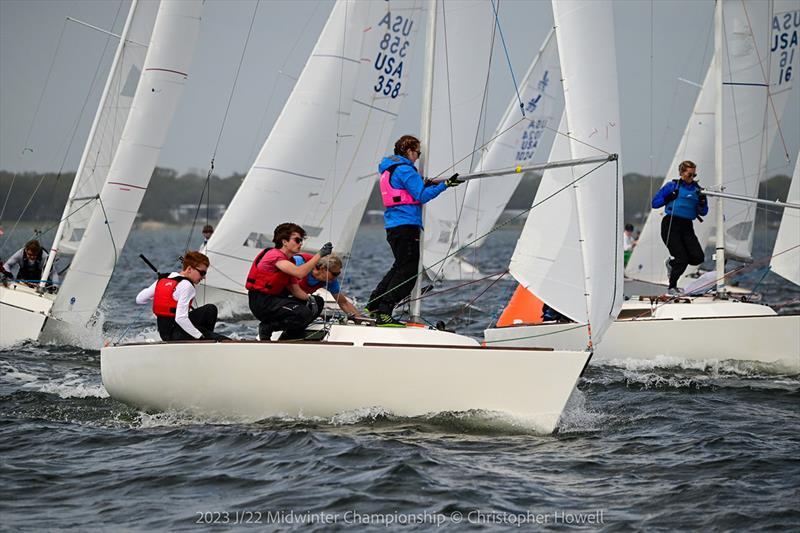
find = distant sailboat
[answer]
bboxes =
[485,0,800,373]
[0,0,202,347]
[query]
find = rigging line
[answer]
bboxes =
[489,0,524,117]
[402,269,507,304]
[543,122,611,158]
[610,158,621,316]
[96,194,118,272]
[25,196,98,239]
[1,2,122,253]
[483,321,588,345]
[0,7,73,225]
[365,160,610,311]
[448,270,507,326]
[183,176,209,253]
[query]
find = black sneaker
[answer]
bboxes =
[665,257,674,280]
[258,324,273,342]
[375,313,406,327]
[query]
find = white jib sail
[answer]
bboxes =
[771,153,800,286]
[510,0,623,346]
[48,0,203,330]
[203,0,423,298]
[626,63,715,286]
[420,0,495,281]
[457,28,563,254]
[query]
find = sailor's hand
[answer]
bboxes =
[319,242,333,257]
[698,192,708,207]
[423,178,436,187]
[445,173,464,187]
[665,188,679,202]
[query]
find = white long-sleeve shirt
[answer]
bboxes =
[136,272,202,339]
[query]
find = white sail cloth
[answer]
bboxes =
[56,0,160,256]
[510,0,623,345]
[456,29,563,253]
[203,0,423,299]
[627,0,799,286]
[48,0,203,331]
[420,0,495,281]
[771,154,800,286]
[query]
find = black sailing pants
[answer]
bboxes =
[157,304,221,341]
[248,291,323,337]
[661,215,705,289]
[368,224,421,315]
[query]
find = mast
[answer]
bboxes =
[39,0,140,290]
[713,0,727,297]
[410,0,437,321]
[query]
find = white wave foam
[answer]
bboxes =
[330,406,392,425]
[557,389,608,433]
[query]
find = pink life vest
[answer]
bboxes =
[379,161,420,207]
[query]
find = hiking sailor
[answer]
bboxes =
[651,160,708,295]
[4,239,59,288]
[367,135,464,326]
[246,222,333,341]
[135,251,226,341]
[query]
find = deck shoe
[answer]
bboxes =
[667,287,680,297]
[257,324,273,342]
[375,313,406,327]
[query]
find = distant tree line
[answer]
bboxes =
[0,168,791,229]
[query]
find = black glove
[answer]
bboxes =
[306,296,319,316]
[319,242,333,257]
[698,192,708,207]
[665,188,679,203]
[423,177,435,187]
[445,173,464,187]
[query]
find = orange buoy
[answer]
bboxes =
[496,284,544,327]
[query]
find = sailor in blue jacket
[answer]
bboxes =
[367,134,463,326]
[652,160,709,293]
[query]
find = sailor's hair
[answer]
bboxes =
[183,251,209,270]
[394,135,420,156]
[316,254,342,271]
[678,160,697,173]
[273,222,306,248]
[24,239,41,254]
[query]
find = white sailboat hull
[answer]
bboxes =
[485,300,800,373]
[0,284,54,346]
[101,325,590,433]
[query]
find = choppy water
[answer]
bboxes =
[1,225,799,531]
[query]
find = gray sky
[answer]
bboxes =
[1,0,797,179]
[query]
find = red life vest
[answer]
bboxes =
[152,275,192,317]
[294,252,316,293]
[245,248,293,295]
[380,159,420,207]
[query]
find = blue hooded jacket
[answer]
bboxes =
[652,179,708,220]
[378,155,447,228]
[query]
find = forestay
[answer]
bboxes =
[771,153,800,286]
[46,0,203,335]
[203,0,422,298]
[457,28,563,254]
[420,0,495,281]
[510,0,623,345]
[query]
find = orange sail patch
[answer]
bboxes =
[496,284,544,327]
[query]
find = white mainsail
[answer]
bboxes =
[45,0,203,336]
[627,0,798,286]
[771,153,800,286]
[203,0,422,300]
[457,28,563,253]
[420,0,495,281]
[510,0,623,345]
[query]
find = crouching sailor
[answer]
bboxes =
[246,222,333,341]
[136,251,226,341]
[291,253,361,318]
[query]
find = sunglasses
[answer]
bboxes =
[291,237,304,244]
[195,267,208,277]
[328,270,342,277]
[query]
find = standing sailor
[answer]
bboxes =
[367,135,464,326]
[651,160,708,295]
[135,251,225,341]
